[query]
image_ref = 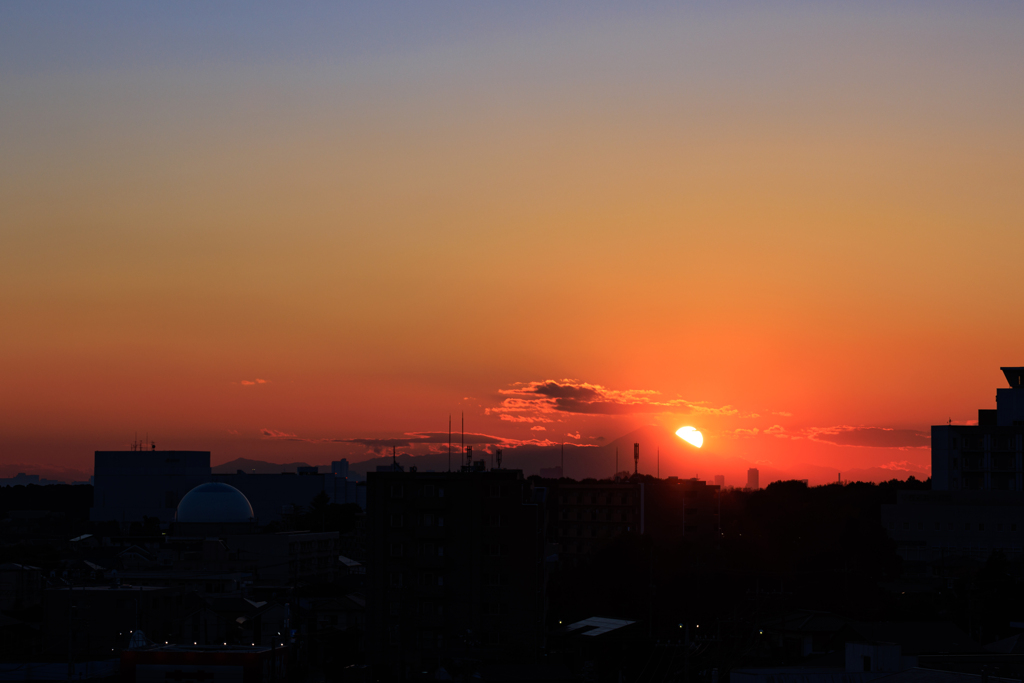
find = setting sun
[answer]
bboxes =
[675,426,704,448]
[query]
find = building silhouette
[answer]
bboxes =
[365,464,549,680]
[932,366,1024,491]
[90,450,364,528]
[883,367,1024,574]
[747,468,760,491]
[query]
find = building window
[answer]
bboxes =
[437,575,444,586]
[437,545,444,557]
[438,488,445,498]
[423,514,434,527]
[438,516,444,527]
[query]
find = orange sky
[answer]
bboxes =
[2,3,1023,484]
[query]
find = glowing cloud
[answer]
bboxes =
[675,426,703,448]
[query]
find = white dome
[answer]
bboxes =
[176,483,254,524]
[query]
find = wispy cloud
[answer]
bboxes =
[807,426,929,449]
[490,379,738,418]
[256,428,559,453]
[241,378,269,386]
[879,460,916,471]
[260,428,297,438]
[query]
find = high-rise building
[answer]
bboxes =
[932,367,1024,491]
[332,459,350,478]
[883,368,1024,574]
[365,466,549,680]
[714,475,725,488]
[747,468,759,491]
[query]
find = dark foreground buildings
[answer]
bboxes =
[366,462,551,680]
[884,367,1024,573]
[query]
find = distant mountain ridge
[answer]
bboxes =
[212,457,318,474]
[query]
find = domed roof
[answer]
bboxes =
[176,483,254,524]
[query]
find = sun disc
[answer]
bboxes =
[675,426,703,448]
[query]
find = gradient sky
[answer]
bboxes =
[2,2,1024,483]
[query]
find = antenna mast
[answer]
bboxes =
[634,442,639,475]
[448,415,452,472]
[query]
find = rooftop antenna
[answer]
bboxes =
[634,442,639,475]
[496,449,502,469]
[448,415,452,472]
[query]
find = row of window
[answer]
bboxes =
[390,542,444,557]
[389,484,515,499]
[953,456,1019,470]
[388,571,507,587]
[560,509,632,522]
[390,514,446,528]
[559,524,630,538]
[951,436,1021,450]
[892,520,1019,532]
[560,493,633,505]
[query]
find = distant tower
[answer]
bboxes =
[465,445,473,469]
[747,468,759,491]
[714,475,725,489]
[633,443,639,475]
[495,449,503,469]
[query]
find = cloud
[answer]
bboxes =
[734,427,760,437]
[497,414,554,424]
[807,426,930,449]
[879,460,916,471]
[492,379,738,418]
[241,378,269,386]
[530,426,546,431]
[567,431,581,439]
[764,425,789,438]
[260,428,297,439]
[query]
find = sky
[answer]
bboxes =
[2,2,1024,484]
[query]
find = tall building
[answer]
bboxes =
[883,367,1024,574]
[932,366,1024,491]
[714,474,725,488]
[365,466,549,680]
[332,459,350,478]
[747,468,760,491]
